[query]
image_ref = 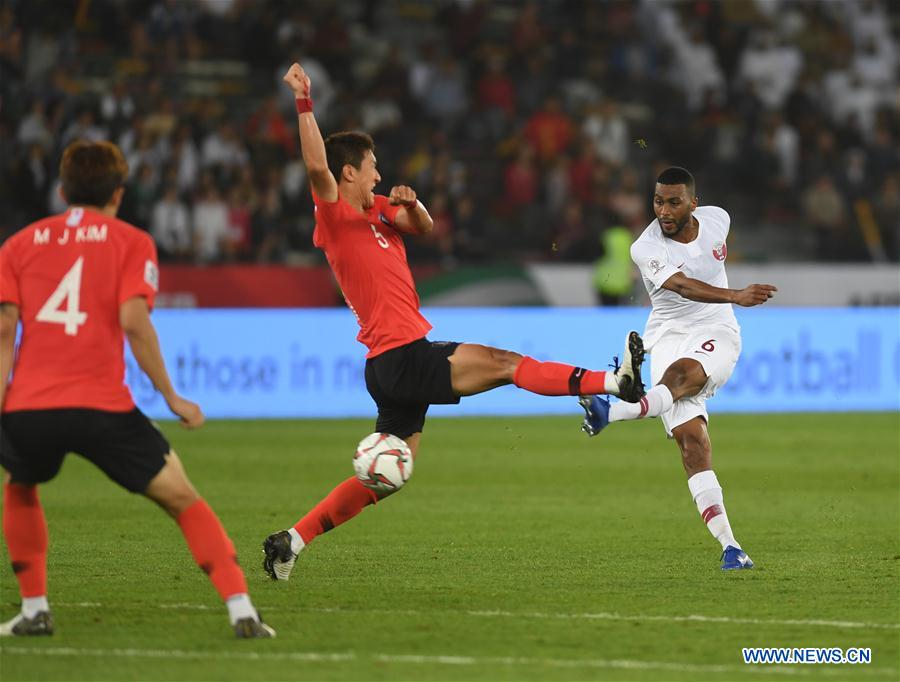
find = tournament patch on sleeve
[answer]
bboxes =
[144,259,159,291]
[647,257,667,277]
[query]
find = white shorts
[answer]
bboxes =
[649,325,741,436]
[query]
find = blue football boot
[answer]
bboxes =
[579,395,610,437]
[721,545,754,570]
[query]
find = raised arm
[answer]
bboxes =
[120,296,204,428]
[282,62,338,202]
[389,185,433,235]
[661,272,777,307]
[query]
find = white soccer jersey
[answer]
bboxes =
[631,205,739,349]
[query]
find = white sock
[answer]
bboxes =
[288,527,305,555]
[603,372,619,393]
[688,470,739,550]
[22,596,49,619]
[609,384,674,421]
[225,593,256,625]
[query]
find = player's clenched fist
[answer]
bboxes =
[734,283,777,307]
[389,186,417,207]
[282,63,311,99]
[167,395,206,429]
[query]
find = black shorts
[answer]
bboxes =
[364,338,461,439]
[0,408,170,493]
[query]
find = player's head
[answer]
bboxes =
[59,140,129,212]
[653,166,697,237]
[324,131,380,209]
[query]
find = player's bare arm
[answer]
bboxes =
[120,297,204,429]
[0,303,19,410]
[390,186,433,235]
[282,62,337,202]
[661,272,777,307]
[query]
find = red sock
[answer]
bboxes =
[513,356,609,396]
[293,477,378,545]
[176,499,247,601]
[3,483,48,598]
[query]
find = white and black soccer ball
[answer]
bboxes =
[353,433,413,495]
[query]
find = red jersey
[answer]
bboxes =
[312,193,431,357]
[0,207,159,412]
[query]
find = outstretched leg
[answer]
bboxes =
[448,332,644,401]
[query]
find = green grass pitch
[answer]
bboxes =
[1,413,898,681]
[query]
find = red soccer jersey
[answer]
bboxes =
[0,207,159,412]
[312,193,432,357]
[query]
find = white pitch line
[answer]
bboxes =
[465,609,900,631]
[1,646,893,678]
[52,602,900,631]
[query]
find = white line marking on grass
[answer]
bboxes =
[466,609,900,631]
[0,646,353,663]
[53,602,900,631]
[1,646,892,678]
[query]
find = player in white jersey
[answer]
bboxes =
[580,167,777,570]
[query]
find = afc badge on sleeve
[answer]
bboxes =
[144,260,159,291]
[648,258,666,276]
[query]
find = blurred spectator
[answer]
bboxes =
[421,57,468,128]
[10,144,50,224]
[551,202,591,262]
[503,145,539,210]
[150,184,192,261]
[100,80,136,137]
[420,192,455,264]
[247,94,294,158]
[201,121,249,171]
[476,54,516,119]
[608,168,646,227]
[802,175,850,261]
[227,184,254,260]
[738,31,803,111]
[525,96,574,163]
[582,100,629,167]
[61,108,107,149]
[873,173,900,261]
[192,179,231,263]
[170,123,201,194]
[121,163,159,228]
[17,100,53,150]
[254,180,287,263]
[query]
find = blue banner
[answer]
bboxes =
[127,308,900,419]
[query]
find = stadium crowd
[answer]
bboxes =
[1,0,897,265]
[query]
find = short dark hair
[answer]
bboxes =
[656,166,695,196]
[324,131,374,184]
[60,140,128,207]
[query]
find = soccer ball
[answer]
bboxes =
[353,433,413,495]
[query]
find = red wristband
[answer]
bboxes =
[295,98,313,114]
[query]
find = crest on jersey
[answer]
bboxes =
[712,241,727,261]
[66,207,84,227]
[647,258,666,276]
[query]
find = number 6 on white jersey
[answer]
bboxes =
[36,256,88,336]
